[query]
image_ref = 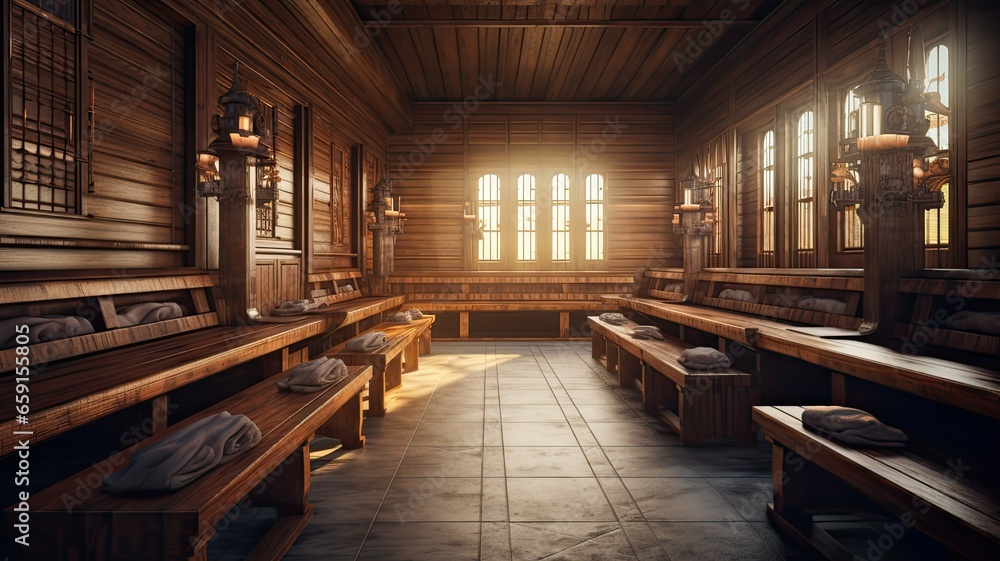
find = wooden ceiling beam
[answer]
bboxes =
[358,19,759,28]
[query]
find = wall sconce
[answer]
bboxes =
[198,62,274,203]
[195,150,221,198]
[830,159,862,211]
[912,153,948,210]
[674,159,714,236]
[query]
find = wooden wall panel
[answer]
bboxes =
[388,103,677,272]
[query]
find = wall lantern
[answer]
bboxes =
[673,158,714,236]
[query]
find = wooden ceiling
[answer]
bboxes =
[348,0,783,102]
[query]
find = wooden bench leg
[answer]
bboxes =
[619,351,641,389]
[255,443,310,515]
[606,341,620,375]
[386,353,403,391]
[641,363,661,415]
[460,311,469,339]
[592,330,606,360]
[418,328,432,355]
[403,340,419,373]
[368,363,388,417]
[319,389,366,448]
[560,312,570,339]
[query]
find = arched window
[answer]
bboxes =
[926,44,949,150]
[551,174,571,262]
[796,110,815,260]
[926,183,949,247]
[761,130,776,265]
[517,174,536,261]
[842,89,863,250]
[585,174,604,261]
[478,174,501,262]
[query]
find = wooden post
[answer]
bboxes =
[859,149,920,339]
[681,209,710,297]
[217,151,257,327]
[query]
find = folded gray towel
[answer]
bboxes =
[664,283,684,293]
[345,331,387,352]
[271,299,325,316]
[677,347,731,370]
[277,356,348,392]
[389,311,412,323]
[116,302,184,327]
[947,311,1000,336]
[0,315,95,349]
[406,308,424,320]
[719,288,755,303]
[103,411,261,493]
[630,328,664,340]
[599,312,629,325]
[341,284,355,292]
[797,295,847,314]
[802,406,907,448]
[763,293,796,307]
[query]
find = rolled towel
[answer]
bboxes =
[0,315,95,349]
[345,331,387,352]
[599,312,629,325]
[389,311,412,323]
[719,288,755,303]
[103,411,261,493]
[271,299,325,316]
[116,302,184,327]
[802,406,907,448]
[947,311,1000,336]
[763,293,796,308]
[277,356,349,392]
[341,284,355,292]
[630,327,664,340]
[665,283,685,293]
[406,308,424,320]
[796,295,846,314]
[677,347,731,370]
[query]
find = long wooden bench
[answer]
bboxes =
[754,405,1000,561]
[323,315,435,416]
[304,269,405,332]
[25,364,373,560]
[392,272,631,339]
[589,316,752,445]
[0,270,398,455]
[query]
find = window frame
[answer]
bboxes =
[794,108,816,265]
[760,128,777,266]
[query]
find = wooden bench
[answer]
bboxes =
[323,315,435,416]
[754,405,1000,561]
[391,272,631,339]
[589,316,752,445]
[25,364,373,561]
[304,269,405,333]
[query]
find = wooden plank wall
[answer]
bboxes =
[388,103,677,272]
[676,0,997,270]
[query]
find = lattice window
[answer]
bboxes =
[796,110,815,258]
[516,174,536,261]
[585,174,604,261]
[706,137,726,267]
[926,44,949,150]
[926,183,949,247]
[842,88,864,250]
[760,129,776,266]
[551,173,571,262]
[8,0,81,213]
[256,200,275,238]
[477,173,501,262]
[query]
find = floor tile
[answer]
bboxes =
[410,421,484,447]
[567,388,626,404]
[358,521,481,560]
[575,402,646,423]
[588,422,681,447]
[499,388,559,405]
[481,522,512,561]
[395,446,483,478]
[502,421,579,446]
[603,446,701,478]
[622,478,743,522]
[507,478,616,522]
[501,403,568,423]
[420,402,485,423]
[709,478,774,521]
[649,521,783,560]
[503,446,593,477]
[377,477,482,523]
[509,522,632,560]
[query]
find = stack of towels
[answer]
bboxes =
[677,347,731,370]
[271,299,327,316]
[345,331,387,352]
[103,411,261,493]
[802,406,908,448]
[629,325,664,340]
[277,356,348,393]
[389,308,425,323]
[115,302,184,327]
[947,311,1000,336]
[0,315,95,349]
[599,312,629,325]
[718,289,755,303]
[763,293,797,308]
[796,295,847,314]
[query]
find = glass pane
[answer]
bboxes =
[478,174,501,261]
[517,174,536,261]
[585,174,604,261]
[552,174,571,262]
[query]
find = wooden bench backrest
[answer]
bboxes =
[388,272,635,304]
[640,268,685,301]
[897,269,1000,360]
[307,269,368,306]
[692,268,864,330]
[0,271,219,372]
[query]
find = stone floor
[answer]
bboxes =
[219,341,807,560]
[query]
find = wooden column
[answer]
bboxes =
[681,209,710,298]
[217,152,257,326]
[859,149,920,338]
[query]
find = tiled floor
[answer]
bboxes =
[274,341,806,560]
